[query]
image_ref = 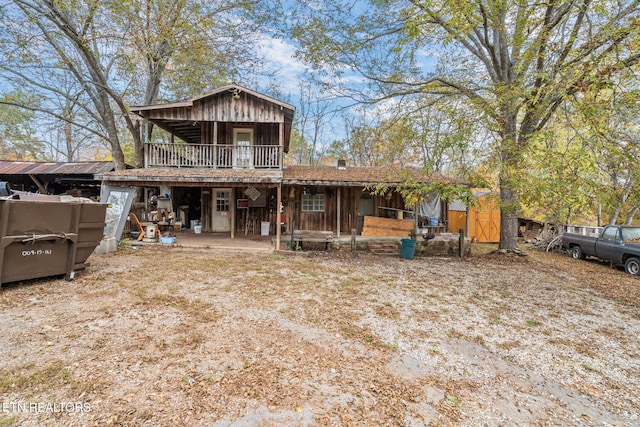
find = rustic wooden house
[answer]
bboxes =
[97,84,460,246]
[281,165,455,238]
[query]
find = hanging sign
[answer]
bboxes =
[244,186,261,201]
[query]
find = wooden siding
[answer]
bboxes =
[194,92,286,123]
[132,85,294,153]
[448,211,467,235]
[141,93,287,123]
[283,185,408,235]
[214,123,281,146]
[144,106,193,121]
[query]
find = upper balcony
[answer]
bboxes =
[131,84,295,171]
[144,142,282,169]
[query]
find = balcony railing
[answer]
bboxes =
[145,143,282,169]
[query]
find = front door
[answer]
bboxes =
[357,192,374,234]
[211,189,231,232]
[233,128,253,168]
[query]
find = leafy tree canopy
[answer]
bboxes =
[283,0,640,248]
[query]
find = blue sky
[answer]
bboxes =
[257,35,307,95]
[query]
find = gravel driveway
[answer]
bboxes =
[0,244,638,426]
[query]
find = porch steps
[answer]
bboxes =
[367,241,401,256]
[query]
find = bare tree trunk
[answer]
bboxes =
[136,40,170,168]
[63,122,73,162]
[90,74,126,170]
[625,206,638,225]
[497,109,522,251]
[609,207,621,225]
[499,176,520,250]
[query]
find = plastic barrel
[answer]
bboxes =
[400,238,417,260]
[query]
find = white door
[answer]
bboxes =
[211,189,231,232]
[233,128,253,168]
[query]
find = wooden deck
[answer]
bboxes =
[145,143,282,169]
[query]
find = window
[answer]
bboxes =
[602,226,619,240]
[216,191,230,212]
[622,227,640,242]
[302,194,325,212]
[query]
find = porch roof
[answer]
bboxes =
[96,165,466,187]
[96,168,282,186]
[282,166,467,187]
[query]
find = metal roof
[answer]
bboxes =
[449,199,467,212]
[0,161,116,175]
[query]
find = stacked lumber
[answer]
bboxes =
[362,216,414,237]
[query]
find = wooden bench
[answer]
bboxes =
[290,230,334,250]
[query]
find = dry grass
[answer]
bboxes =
[0,244,638,426]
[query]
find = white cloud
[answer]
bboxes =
[257,35,306,93]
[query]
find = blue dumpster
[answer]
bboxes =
[400,238,417,260]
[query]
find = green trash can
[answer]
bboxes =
[400,238,417,260]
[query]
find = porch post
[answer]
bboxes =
[231,188,235,239]
[279,122,284,169]
[465,204,470,237]
[276,184,282,250]
[143,119,149,167]
[213,121,218,170]
[337,187,341,238]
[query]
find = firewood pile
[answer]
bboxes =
[526,232,565,253]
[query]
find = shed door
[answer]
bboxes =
[474,210,500,243]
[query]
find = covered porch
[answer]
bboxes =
[95,167,287,249]
[131,84,295,170]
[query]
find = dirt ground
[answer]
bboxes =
[0,243,639,426]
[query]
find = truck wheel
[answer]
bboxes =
[624,257,640,275]
[570,246,585,260]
